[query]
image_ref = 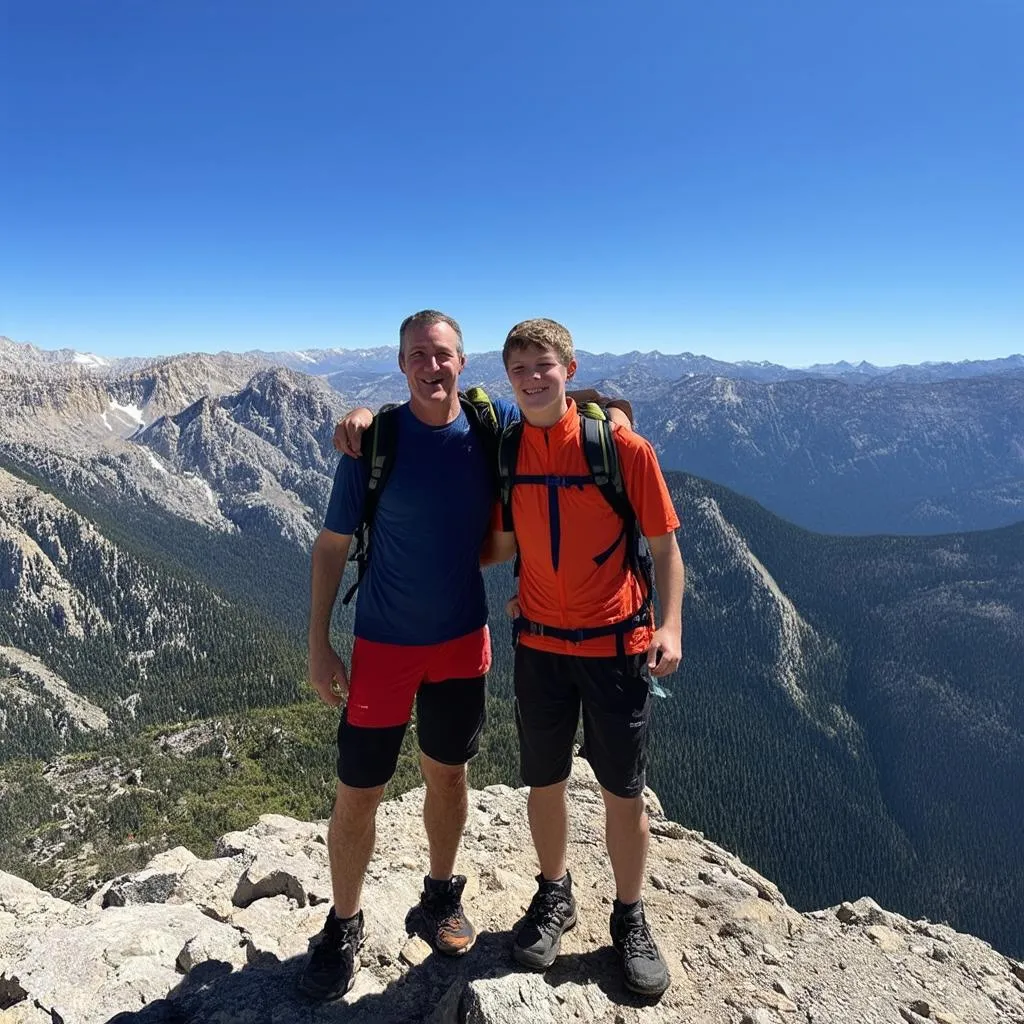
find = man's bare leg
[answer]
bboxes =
[328,780,386,918]
[601,787,648,904]
[527,779,569,881]
[418,753,477,954]
[420,753,468,879]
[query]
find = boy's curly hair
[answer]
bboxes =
[502,318,574,367]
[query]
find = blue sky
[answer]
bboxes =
[2,1,1021,364]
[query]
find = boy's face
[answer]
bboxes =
[506,343,577,418]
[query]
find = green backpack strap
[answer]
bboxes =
[341,404,400,606]
[461,386,503,496]
[578,404,631,522]
[461,386,500,434]
[578,406,656,601]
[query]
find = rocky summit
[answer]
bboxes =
[2,760,1022,1024]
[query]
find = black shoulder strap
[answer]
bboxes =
[579,408,631,523]
[579,409,656,600]
[497,420,524,533]
[341,405,400,605]
[460,386,501,495]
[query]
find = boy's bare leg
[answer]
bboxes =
[328,781,386,918]
[528,779,570,880]
[602,787,649,904]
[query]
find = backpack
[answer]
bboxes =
[341,387,500,605]
[496,402,657,656]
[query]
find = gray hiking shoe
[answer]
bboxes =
[513,872,578,970]
[298,907,364,1001]
[610,898,670,998]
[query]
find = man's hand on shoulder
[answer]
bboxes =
[308,641,349,706]
[607,404,633,430]
[333,407,374,458]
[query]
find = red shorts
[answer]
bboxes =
[346,626,492,728]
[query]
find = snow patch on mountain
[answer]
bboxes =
[109,399,145,426]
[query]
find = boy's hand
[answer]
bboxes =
[505,593,521,619]
[646,626,681,677]
[308,641,349,706]
[333,407,374,457]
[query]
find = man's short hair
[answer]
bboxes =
[399,310,464,357]
[502,318,575,367]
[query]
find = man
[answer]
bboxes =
[302,310,629,1001]
[301,310,518,1000]
[491,318,684,999]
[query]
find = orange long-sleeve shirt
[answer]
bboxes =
[510,400,681,657]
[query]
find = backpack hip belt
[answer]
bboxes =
[511,598,654,661]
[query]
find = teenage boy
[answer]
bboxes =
[493,318,684,999]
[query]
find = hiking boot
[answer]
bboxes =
[610,898,670,998]
[513,872,578,970]
[298,907,365,1001]
[418,874,477,955]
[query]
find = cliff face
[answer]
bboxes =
[2,759,1022,1024]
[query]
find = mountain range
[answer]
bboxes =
[0,337,1022,957]
[4,335,1024,536]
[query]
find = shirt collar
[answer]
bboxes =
[521,397,579,446]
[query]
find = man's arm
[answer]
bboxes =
[568,388,634,430]
[335,389,634,457]
[645,531,684,677]
[334,407,374,457]
[308,529,354,705]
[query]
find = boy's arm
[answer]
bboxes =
[645,531,684,677]
[615,431,684,676]
[480,529,517,567]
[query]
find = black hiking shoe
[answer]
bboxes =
[418,874,477,956]
[297,907,365,1001]
[610,899,670,998]
[513,872,578,970]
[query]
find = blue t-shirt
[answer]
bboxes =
[324,398,519,645]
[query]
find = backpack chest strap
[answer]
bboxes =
[511,474,594,489]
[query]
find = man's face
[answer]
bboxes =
[506,344,576,416]
[399,322,466,407]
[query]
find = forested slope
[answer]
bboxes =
[1,465,1021,956]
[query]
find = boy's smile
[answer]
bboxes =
[507,349,577,425]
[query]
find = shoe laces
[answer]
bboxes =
[423,881,465,930]
[526,884,571,927]
[323,911,361,952]
[618,917,660,961]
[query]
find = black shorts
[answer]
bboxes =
[514,645,652,799]
[336,676,486,789]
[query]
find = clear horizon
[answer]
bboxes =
[4,330,1021,372]
[3,2,1021,366]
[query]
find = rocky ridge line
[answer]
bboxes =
[1,761,1022,1024]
